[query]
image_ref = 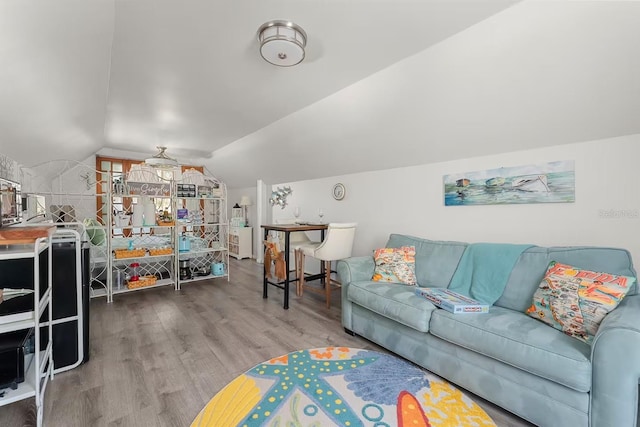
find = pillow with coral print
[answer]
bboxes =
[526,261,635,343]
[372,246,417,285]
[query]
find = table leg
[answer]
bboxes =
[284,231,291,310]
[320,229,326,286]
[263,227,269,299]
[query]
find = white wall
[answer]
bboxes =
[210,2,640,189]
[273,134,640,267]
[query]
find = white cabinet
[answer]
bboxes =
[229,227,252,259]
[0,228,54,427]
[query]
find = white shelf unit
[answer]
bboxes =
[174,192,229,289]
[21,160,110,301]
[108,177,177,301]
[0,233,54,427]
[229,227,252,259]
[21,160,229,302]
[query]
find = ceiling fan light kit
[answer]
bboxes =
[145,146,179,168]
[257,20,307,67]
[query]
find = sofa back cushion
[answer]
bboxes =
[384,235,637,312]
[496,246,637,312]
[386,234,467,288]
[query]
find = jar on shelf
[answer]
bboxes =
[179,233,191,252]
[114,268,126,289]
[129,262,140,281]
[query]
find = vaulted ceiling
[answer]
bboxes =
[1,1,639,188]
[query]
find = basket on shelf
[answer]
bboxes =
[156,220,175,227]
[127,275,158,289]
[114,248,146,259]
[148,247,172,256]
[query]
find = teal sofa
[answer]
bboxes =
[337,234,638,427]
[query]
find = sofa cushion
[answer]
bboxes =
[526,261,635,343]
[429,306,592,392]
[348,281,436,333]
[372,246,417,285]
[495,246,637,312]
[386,234,467,288]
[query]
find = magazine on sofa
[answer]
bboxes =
[415,287,489,314]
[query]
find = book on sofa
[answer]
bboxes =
[415,287,489,314]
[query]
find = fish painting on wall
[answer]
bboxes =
[444,160,575,206]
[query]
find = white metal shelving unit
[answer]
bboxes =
[0,229,54,427]
[21,161,230,303]
[108,169,177,301]
[22,160,110,301]
[174,174,229,289]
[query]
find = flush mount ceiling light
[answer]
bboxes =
[145,146,179,168]
[257,20,307,67]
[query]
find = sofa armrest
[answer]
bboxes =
[337,256,375,331]
[590,294,640,427]
[337,256,375,284]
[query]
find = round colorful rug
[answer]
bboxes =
[191,347,496,427]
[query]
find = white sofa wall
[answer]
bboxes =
[272,134,640,266]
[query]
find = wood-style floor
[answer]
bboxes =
[0,258,534,427]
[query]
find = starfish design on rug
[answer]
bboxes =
[239,349,379,426]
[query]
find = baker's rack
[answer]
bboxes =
[21,160,229,303]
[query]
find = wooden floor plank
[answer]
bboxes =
[0,257,533,427]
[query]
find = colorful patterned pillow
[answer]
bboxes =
[526,261,636,343]
[372,246,417,285]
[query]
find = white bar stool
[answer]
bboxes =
[275,218,312,275]
[295,222,357,308]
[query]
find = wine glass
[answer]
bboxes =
[318,208,325,223]
[294,207,301,222]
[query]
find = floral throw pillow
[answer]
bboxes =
[372,246,417,285]
[526,261,635,343]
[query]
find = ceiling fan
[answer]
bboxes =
[145,146,179,168]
